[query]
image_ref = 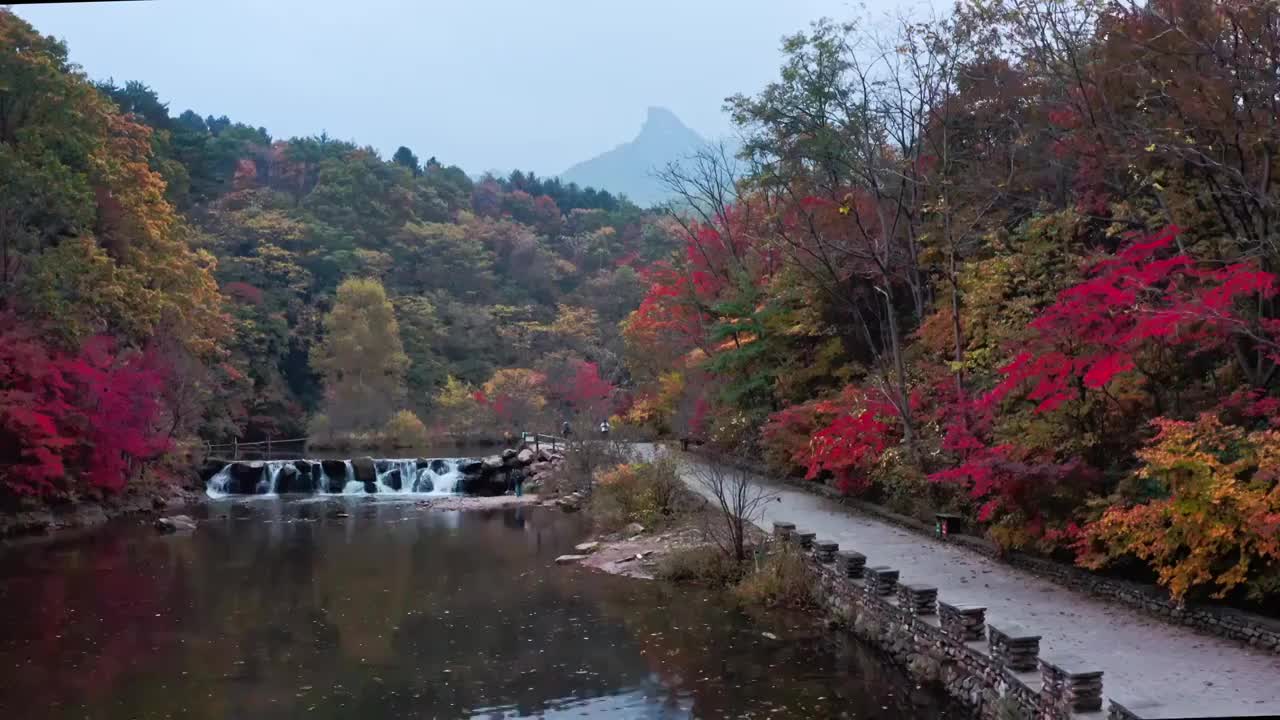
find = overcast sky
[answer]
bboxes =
[14,0,902,176]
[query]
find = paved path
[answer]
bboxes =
[639,445,1280,716]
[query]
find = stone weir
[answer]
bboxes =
[203,445,563,498]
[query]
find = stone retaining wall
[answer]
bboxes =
[777,474,1280,656]
[774,520,1108,720]
[689,446,1280,655]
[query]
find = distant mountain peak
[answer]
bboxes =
[641,106,689,135]
[560,107,709,207]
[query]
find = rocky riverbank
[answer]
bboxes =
[548,478,749,581]
[0,479,201,544]
[455,444,566,496]
[413,494,543,511]
[565,524,710,579]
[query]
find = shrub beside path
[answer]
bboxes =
[636,444,1280,716]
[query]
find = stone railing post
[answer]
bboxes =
[1039,653,1104,714]
[939,601,987,641]
[836,551,866,578]
[795,530,816,549]
[898,584,938,616]
[773,521,795,541]
[864,566,900,596]
[987,623,1042,672]
[814,540,838,563]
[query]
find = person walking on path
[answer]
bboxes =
[598,419,610,438]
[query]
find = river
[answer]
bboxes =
[0,496,963,719]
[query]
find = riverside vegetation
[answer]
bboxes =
[576,453,817,611]
[614,0,1280,610]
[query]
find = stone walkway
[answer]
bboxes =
[642,445,1280,717]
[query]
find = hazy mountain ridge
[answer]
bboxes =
[560,107,711,207]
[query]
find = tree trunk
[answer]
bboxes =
[883,289,916,455]
[948,231,966,397]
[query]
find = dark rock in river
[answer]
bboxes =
[501,448,518,461]
[320,460,348,492]
[363,481,378,494]
[384,469,402,491]
[199,459,227,483]
[353,456,377,484]
[455,468,508,496]
[375,459,392,473]
[430,459,449,475]
[155,515,197,533]
[228,462,266,494]
[459,459,483,474]
[481,455,504,471]
[413,475,434,493]
[277,464,300,493]
[416,458,431,469]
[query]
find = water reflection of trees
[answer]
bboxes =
[0,504,954,719]
[0,504,650,719]
[555,570,956,719]
[188,502,642,718]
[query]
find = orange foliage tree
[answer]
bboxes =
[1078,414,1280,602]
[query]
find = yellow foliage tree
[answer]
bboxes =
[310,278,408,432]
[1080,414,1280,601]
[482,368,547,431]
[382,409,430,448]
[432,375,482,436]
[1,10,230,358]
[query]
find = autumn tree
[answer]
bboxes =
[1080,414,1280,602]
[433,375,487,438]
[479,368,548,433]
[728,20,929,453]
[0,314,170,500]
[393,295,447,408]
[310,278,408,433]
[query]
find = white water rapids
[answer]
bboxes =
[205,458,466,498]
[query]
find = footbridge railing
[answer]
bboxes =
[520,432,565,452]
[205,436,308,461]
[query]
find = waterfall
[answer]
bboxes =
[265,463,283,493]
[427,459,462,494]
[206,457,470,498]
[342,461,361,494]
[207,466,233,497]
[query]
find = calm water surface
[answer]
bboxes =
[0,498,962,719]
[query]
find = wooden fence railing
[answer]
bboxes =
[520,432,565,452]
[205,436,308,461]
[207,431,566,461]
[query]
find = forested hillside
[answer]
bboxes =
[6,0,1280,607]
[619,0,1280,605]
[0,8,676,500]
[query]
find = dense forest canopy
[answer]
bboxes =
[0,8,677,497]
[5,0,1280,605]
[620,0,1280,605]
